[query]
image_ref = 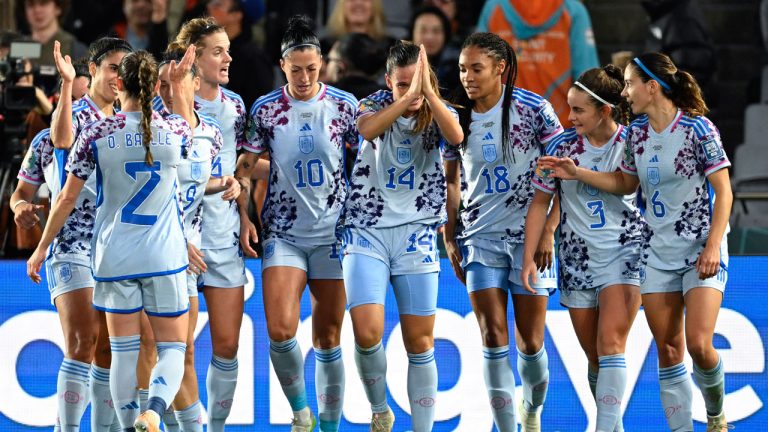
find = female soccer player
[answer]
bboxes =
[442,32,563,432]
[539,52,733,432]
[28,49,193,432]
[175,18,249,431]
[49,36,134,431]
[339,41,462,432]
[523,65,644,432]
[236,15,357,432]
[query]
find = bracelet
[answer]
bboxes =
[12,200,29,211]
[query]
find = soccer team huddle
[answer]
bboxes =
[12,11,733,432]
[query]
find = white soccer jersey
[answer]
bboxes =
[177,112,223,248]
[245,84,357,244]
[442,87,564,243]
[67,111,192,281]
[194,87,247,249]
[620,110,731,270]
[534,126,645,289]
[69,94,111,138]
[340,89,456,230]
[17,129,97,265]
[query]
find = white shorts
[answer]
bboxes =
[560,284,640,309]
[94,271,189,316]
[45,258,94,305]
[340,223,441,275]
[186,271,201,297]
[460,237,556,296]
[262,237,343,280]
[200,245,247,288]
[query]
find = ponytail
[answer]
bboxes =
[118,50,159,166]
[573,64,630,125]
[631,53,708,117]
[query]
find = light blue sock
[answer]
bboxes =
[109,335,141,429]
[407,348,437,432]
[90,365,122,431]
[174,400,203,432]
[57,358,90,431]
[162,403,180,432]
[138,389,149,412]
[206,355,238,432]
[315,346,345,432]
[517,347,549,412]
[596,354,627,432]
[483,346,516,432]
[659,363,694,431]
[269,337,308,413]
[146,342,186,417]
[354,342,389,413]
[693,356,725,417]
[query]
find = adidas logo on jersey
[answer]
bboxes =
[300,123,312,132]
[482,132,494,141]
[400,138,412,145]
[152,376,167,386]
[649,155,659,163]
[121,401,139,410]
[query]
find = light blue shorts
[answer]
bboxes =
[340,223,441,275]
[460,238,556,296]
[560,284,640,309]
[640,264,727,296]
[342,253,438,316]
[200,245,247,288]
[186,271,201,298]
[559,245,641,293]
[94,270,189,316]
[45,258,94,305]
[262,237,343,280]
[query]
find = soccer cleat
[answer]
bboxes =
[370,408,395,432]
[134,410,161,432]
[518,399,541,432]
[290,410,317,432]
[706,413,734,431]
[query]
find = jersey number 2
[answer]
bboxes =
[122,161,162,226]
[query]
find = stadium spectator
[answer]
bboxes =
[410,5,460,95]
[110,0,169,59]
[477,0,600,126]
[21,0,87,69]
[206,0,274,108]
[326,32,384,99]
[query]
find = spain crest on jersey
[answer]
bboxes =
[397,147,412,164]
[191,162,203,182]
[483,144,497,162]
[647,167,660,186]
[299,135,314,154]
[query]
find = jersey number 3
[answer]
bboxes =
[122,161,162,226]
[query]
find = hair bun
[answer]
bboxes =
[286,15,313,32]
[603,64,624,82]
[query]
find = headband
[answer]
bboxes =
[633,57,671,91]
[574,81,615,108]
[90,40,133,64]
[281,43,321,58]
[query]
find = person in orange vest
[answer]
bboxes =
[477,0,599,127]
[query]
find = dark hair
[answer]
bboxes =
[409,6,452,53]
[119,50,158,166]
[454,32,517,161]
[280,15,321,58]
[573,64,630,125]
[629,52,708,116]
[175,17,225,51]
[159,42,197,76]
[336,33,385,77]
[88,37,133,66]
[385,40,442,144]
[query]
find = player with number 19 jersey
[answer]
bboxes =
[194,87,248,250]
[245,84,357,244]
[67,112,192,281]
[620,110,730,271]
[340,89,456,230]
